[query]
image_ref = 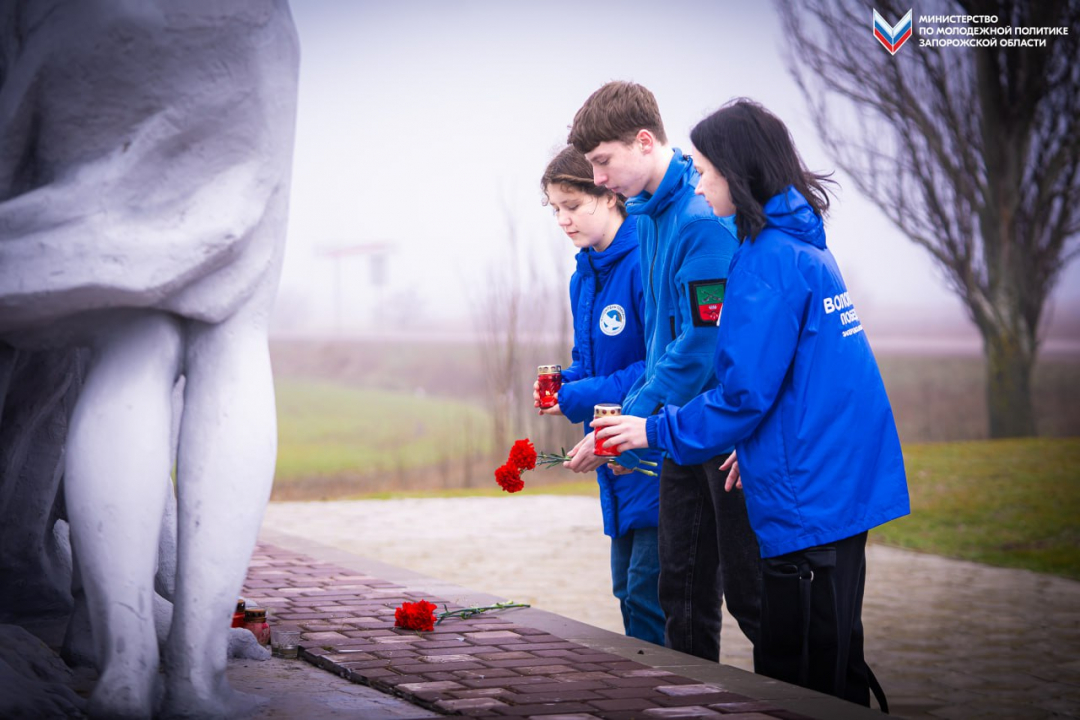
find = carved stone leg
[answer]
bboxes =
[162,310,276,719]
[65,312,182,719]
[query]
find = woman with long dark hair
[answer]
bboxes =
[593,99,909,709]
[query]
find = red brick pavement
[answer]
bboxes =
[244,542,812,719]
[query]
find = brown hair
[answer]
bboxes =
[541,146,626,217]
[568,81,668,153]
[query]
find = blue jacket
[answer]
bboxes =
[646,187,910,557]
[619,150,739,467]
[558,216,661,537]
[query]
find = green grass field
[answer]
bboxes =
[271,339,1080,443]
[873,437,1080,579]
[275,380,491,481]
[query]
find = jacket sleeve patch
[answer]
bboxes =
[688,279,725,327]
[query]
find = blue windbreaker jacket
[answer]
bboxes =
[558,216,661,537]
[646,187,910,557]
[618,150,740,467]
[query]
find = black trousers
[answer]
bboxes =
[755,531,878,708]
[657,455,761,661]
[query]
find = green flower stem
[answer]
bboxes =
[536,451,657,476]
[436,601,531,624]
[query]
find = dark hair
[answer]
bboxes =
[541,145,626,217]
[690,98,835,241]
[568,81,667,154]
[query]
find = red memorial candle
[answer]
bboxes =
[243,608,271,646]
[537,365,562,409]
[232,598,246,628]
[594,403,622,457]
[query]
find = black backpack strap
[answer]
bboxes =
[797,563,814,687]
[762,545,889,713]
[866,664,889,714]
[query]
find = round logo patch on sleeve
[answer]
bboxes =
[599,304,626,336]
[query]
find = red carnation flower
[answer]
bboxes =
[394,599,437,632]
[494,463,525,493]
[508,438,538,471]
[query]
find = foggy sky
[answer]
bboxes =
[275,0,1079,343]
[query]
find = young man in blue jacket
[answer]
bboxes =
[564,81,761,663]
[535,146,665,645]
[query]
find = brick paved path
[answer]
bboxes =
[244,542,816,719]
[263,496,1080,719]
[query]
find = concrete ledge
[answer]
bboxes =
[259,527,884,719]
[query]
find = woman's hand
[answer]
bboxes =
[590,415,649,454]
[720,451,742,491]
[533,379,563,416]
[563,432,608,473]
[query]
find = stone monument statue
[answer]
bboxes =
[0,0,300,717]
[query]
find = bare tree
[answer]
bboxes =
[470,204,579,470]
[473,211,523,456]
[779,0,1080,437]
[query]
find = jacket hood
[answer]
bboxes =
[575,215,639,277]
[762,186,826,248]
[625,149,695,219]
[717,213,738,239]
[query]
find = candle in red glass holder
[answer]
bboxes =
[243,608,271,646]
[537,365,562,409]
[594,403,622,457]
[231,598,246,628]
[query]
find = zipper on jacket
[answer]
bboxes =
[587,252,601,296]
[648,240,658,305]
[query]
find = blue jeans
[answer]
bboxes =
[658,455,761,661]
[610,527,665,645]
